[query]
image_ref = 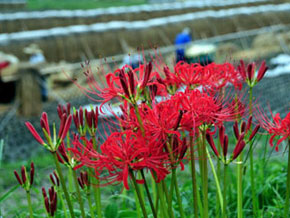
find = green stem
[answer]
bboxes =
[94,178,102,218]
[206,147,223,213]
[237,154,243,218]
[168,173,175,215]
[189,135,199,218]
[155,187,159,215]
[131,171,148,218]
[72,170,86,218]
[216,140,221,217]
[26,190,34,218]
[91,138,103,218]
[201,130,209,218]
[133,185,142,218]
[223,164,228,218]
[284,139,290,218]
[53,152,75,218]
[162,180,174,218]
[58,189,69,218]
[133,103,145,137]
[172,168,185,218]
[86,190,96,218]
[68,168,74,193]
[141,170,157,218]
[249,86,258,217]
[157,182,168,218]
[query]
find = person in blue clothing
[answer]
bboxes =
[175,27,192,63]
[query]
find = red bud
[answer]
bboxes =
[223,135,229,157]
[25,122,45,145]
[246,116,252,133]
[78,177,84,189]
[257,61,268,82]
[233,140,246,160]
[21,166,27,184]
[30,162,35,185]
[50,174,56,186]
[219,125,225,147]
[14,171,23,185]
[128,70,135,95]
[249,125,260,141]
[233,121,240,139]
[44,196,50,214]
[206,132,219,157]
[241,121,246,133]
[53,171,59,186]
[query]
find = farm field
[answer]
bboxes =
[0,1,290,218]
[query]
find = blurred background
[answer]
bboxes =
[0,0,290,176]
[1,0,290,217]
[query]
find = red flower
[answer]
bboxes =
[140,100,182,143]
[172,89,243,130]
[25,112,72,151]
[259,110,290,151]
[73,62,156,110]
[70,131,169,190]
[237,60,268,87]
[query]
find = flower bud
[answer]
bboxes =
[233,140,246,160]
[233,121,240,139]
[257,61,268,82]
[206,132,219,157]
[246,116,252,133]
[14,171,23,185]
[30,162,35,185]
[249,125,260,141]
[241,121,246,133]
[21,166,27,184]
[223,135,229,157]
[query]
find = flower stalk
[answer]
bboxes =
[284,139,290,218]
[130,171,148,218]
[52,152,75,218]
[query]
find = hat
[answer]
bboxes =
[0,52,19,82]
[23,43,43,54]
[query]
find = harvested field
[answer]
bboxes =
[0,0,279,33]
[1,4,290,62]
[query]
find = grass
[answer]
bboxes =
[26,0,147,10]
[0,134,289,217]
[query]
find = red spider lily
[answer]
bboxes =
[172,89,244,130]
[25,112,72,152]
[57,103,71,119]
[78,171,89,189]
[139,100,182,143]
[171,62,244,90]
[206,119,259,162]
[42,186,58,217]
[72,61,156,110]
[70,131,169,190]
[259,110,290,151]
[237,60,268,87]
[84,106,99,135]
[14,162,35,190]
[50,171,60,187]
[73,106,85,136]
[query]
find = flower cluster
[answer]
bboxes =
[23,55,290,218]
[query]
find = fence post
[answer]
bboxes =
[16,68,42,117]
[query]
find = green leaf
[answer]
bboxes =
[105,203,118,218]
[118,210,138,218]
[0,185,19,203]
[108,194,135,202]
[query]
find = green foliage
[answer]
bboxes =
[27,0,147,10]
[105,202,118,218]
[0,135,289,217]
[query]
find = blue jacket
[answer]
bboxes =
[175,33,191,57]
